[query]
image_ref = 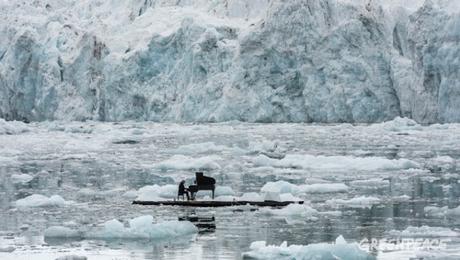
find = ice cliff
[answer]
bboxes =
[0,0,459,123]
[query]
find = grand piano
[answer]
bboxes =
[188,172,216,199]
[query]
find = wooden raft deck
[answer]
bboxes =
[132,200,304,207]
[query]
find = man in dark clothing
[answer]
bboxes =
[178,180,190,200]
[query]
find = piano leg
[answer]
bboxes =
[212,189,214,200]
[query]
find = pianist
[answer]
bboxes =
[178,180,190,200]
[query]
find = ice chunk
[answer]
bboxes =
[215,186,235,196]
[261,181,348,194]
[374,117,422,132]
[326,196,381,208]
[299,183,349,193]
[350,178,390,188]
[172,142,245,155]
[44,226,81,238]
[254,154,419,171]
[259,204,318,219]
[279,193,303,202]
[243,236,374,259]
[89,217,198,240]
[45,216,198,240]
[263,192,281,202]
[153,155,221,170]
[424,206,448,217]
[10,173,34,184]
[424,205,460,218]
[15,194,68,208]
[0,119,30,135]
[260,181,299,194]
[240,192,264,202]
[135,185,178,201]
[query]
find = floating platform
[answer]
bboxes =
[132,200,304,207]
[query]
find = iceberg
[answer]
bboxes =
[243,235,375,260]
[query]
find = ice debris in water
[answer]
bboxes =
[261,181,349,194]
[0,119,30,135]
[326,196,381,208]
[243,235,374,260]
[424,205,460,218]
[15,194,69,208]
[44,226,81,238]
[152,155,221,171]
[259,204,318,220]
[253,154,419,171]
[45,215,197,240]
[240,192,264,202]
[10,173,34,184]
[388,226,459,237]
[374,117,422,132]
[171,142,245,155]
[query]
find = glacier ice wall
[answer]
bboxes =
[0,0,459,123]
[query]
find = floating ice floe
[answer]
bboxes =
[171,142,245,155]
[424,205,460,218]
[45,215,197,240]
[243,235,374,260]
[349,178,390,188]
[240,192,264,202]
[153,155,221,170]
[326,196,381,208]
[259,204,318,220]
[10,173,34,184]
[388,226,459,237]
[77,188,127,199]
[0,119,30,135]
[15,194,69,208]
[261,181,349,194]
[253,154,419,171]
[44,226,81,238]
[373,117,422,132]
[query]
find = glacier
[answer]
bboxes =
[0,0,459,123]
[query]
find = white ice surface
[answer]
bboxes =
[15,194,69,208]
[243,235,373,260]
